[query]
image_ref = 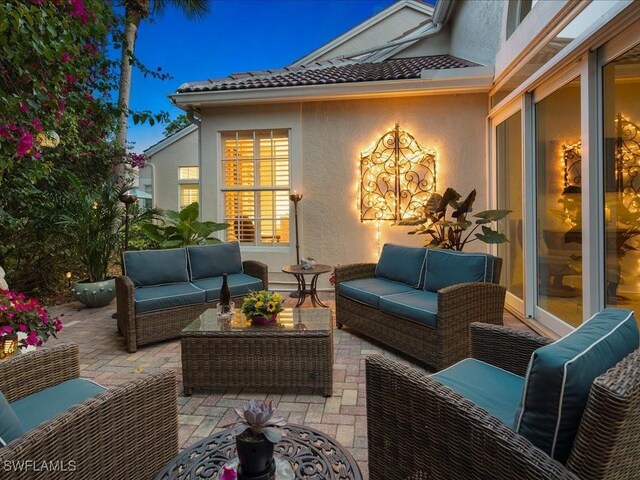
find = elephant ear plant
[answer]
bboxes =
[141,201,228,248]
[222,400,286,477]
[399,188,511,250]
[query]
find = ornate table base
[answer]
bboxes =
[282,264,332,308]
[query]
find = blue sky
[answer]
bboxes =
[127,0,403,152]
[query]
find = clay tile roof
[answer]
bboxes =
[177,55,479,93]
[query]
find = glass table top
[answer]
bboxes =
[183,307,332,334]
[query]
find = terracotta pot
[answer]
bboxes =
[236,432,275,479]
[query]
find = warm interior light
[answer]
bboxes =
[360,124,436,222]
[0,336,17,359]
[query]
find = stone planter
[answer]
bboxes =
[74,278,116,308]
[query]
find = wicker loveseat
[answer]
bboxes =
[116,241,268,352]
[366,309,640,480]
[335,244,505,370]
[0,343,178,480]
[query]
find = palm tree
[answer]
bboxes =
[115,0,209,177]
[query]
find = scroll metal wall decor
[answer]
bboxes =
[563,114,640,211]
[360,124,436,222]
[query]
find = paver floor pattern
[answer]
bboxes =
[48,293,527,479]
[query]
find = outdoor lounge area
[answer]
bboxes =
[3,0,640,479]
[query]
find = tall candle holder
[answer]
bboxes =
[289,192,303,298]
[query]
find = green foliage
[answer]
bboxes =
[162,114,191,137]
[128,220,161,251]
[58,179,157,282]
[398,188,511,251]
[141,202,228,248]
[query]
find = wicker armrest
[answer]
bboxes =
[0,371,178,480]
[470,322,551,376]
[366,355,579,480]
[116,275,137,353]
[334,263,376,284]
[243,260,269,289]
[0,343,80,402]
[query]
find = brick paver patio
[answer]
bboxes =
[47,293,526,479]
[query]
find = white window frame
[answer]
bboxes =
[177,165,200,210]
[218,129,291,250]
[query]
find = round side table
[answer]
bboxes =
[154,424,363,480]
[282,264,332,308]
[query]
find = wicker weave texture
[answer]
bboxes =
[182,330,333,396]
[116,260,269,353]
[0,344,179,480]
[365,354,580,480]
[334,260,505,370]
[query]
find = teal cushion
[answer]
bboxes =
[187,242,243,281]
[11,379,106,432]
[379,291,438,328]
[375,244,427,288]
[192,274,263,302]
[338,278,415,309]
[516,308,639,463]
[123,248,189,287]
[432,358,524,427]
[423,249,496,292]
[134,282,206,313]
[0,390,24,447]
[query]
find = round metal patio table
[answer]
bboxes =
[282,264,332,308]
[154,424,363,480]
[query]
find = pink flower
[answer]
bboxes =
[58,100,67,112]
[65,74,75,85]
[54,318,63,332]
[69,0,87,24]
[31,118,43,132]
[0,325,14,335]
[16,132,34,156]
[17,323,28,332]
[19,103,29,112]
[34,151,42,159]
[61,52,71,63]
[25,331,40,346]
[220,466,237,480]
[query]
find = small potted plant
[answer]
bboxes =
[0,289,63,358]
[240,291,284,325]
[222,400,286,479]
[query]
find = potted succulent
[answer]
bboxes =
[222,400,286,480]
[240,291,284,325]
[59,178,156,307]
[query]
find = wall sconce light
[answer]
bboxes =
[360,124,436,222]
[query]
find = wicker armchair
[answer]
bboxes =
[0,343,178,480]
[366,323,640,480]
[117,260,268,353]
[335,259,505,370]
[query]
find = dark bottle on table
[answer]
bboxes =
[220,273,231,306]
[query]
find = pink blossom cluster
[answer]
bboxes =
[0,123,43,158]
[126,152,147,169]
[0,289,63,349]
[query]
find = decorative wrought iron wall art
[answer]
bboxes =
[360,124,436,222]
[562,114,640,211]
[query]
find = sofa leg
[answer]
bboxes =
[337,322,343,329]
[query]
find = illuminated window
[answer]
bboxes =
[179,184,199,209]
[179,166,199,180]
[221,130,290,246]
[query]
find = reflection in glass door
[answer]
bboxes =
[496,111,524,308]
[535,79,583,326]
[602,45,640,319]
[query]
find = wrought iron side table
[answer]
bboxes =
[154,424,363,480]
[282,264,332,308]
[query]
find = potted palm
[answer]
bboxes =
[59,179,155,307]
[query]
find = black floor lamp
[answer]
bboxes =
[289,191,303,265]
[119,192,138,251]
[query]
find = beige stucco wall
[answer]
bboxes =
[197,93,488,287]
[146,128,199,211]
[449,0,503,66]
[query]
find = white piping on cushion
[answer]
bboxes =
[81,379,107,390]
[123,249,190,284]
[0,436,6,447]
[134,291,204,304]
[424,250,493,288]
[550,310,634,457]
[432,357,525,380]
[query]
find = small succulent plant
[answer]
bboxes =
[223,400,286,443]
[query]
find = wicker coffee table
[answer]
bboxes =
[154,424,362,480]
[181,308,333,396]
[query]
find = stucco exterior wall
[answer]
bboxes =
[146,128,199,211]
[393,25,452,58]
[449,0,503,66]
[314,6,431,61]
[196,93,488,287]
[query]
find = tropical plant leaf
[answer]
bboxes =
[424,193,443,214]
[474,209,512,224]
[164,209,181,222]
[398,217,428,226]
[179,202,199,222]
[475,226,509,244]
[452,189,476,218]
[440,188,460,213]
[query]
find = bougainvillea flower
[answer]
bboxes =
[61,52,71,63]
[25,330,40,346]
[0,325,14,335]
[31,118,43,132]
[16,131,34,156]
[220,466,237,480]
[54,318,63,332]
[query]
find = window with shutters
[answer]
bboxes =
[178,166,199,209]
[221,130,290,246]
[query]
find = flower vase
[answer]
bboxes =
[251,314,277,325]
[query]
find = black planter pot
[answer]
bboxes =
[236,432,275,480]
